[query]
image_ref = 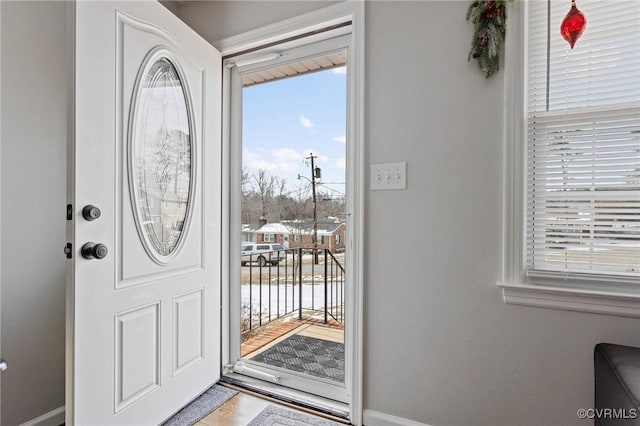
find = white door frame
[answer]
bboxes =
[228,33,351,404]
[218,2,364,424]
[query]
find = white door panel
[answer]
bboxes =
[69,2,221,425]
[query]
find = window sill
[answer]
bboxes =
[497,282,640,318]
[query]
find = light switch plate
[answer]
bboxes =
[371,162,407,190]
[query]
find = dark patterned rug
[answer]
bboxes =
[249,335,344,383]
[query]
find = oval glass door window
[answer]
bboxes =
[130,53,193,260]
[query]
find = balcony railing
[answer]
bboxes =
[241,248,344,335]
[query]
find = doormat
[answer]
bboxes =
[249,334,344,382]
[162,384,238,426]
[247,405,345,426]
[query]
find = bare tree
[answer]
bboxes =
[316,190,346,219]
[253,169,277,220]
[278,177,287,197]
[241,168,251,194]
[240,170,345,228]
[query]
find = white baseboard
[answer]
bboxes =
[20,406,425,426]
[19,406,65,426]
[363,409,431,426]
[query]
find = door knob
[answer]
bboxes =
[82,205,101,221]
[0,359,7,372]
[81,242,108,260]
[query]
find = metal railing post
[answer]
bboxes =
[259,258,263,326]
[311,250,315,310]
[324,249,328,324]
[268,252,272,323]
[298,248,303,320]
[341,268,344,322]
[249,254,252,331]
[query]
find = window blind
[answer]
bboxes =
[526,0,640,280]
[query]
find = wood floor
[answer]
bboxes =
[194,388,349,425]
[194,392,273,426]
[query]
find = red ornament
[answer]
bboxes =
[560,0,587,49]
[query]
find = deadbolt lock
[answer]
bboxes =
[82,205,101,221]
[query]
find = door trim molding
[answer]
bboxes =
[218,2,365,424]
[65,1,76,424]
[213,2,357,56]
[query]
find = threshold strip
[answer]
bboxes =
[221,375,350,422]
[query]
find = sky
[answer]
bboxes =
[242,66,347,201]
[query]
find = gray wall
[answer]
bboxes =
[177,0,339,44]
[160,0,181,16]
[1,2,67,425]
[175,2,640,425]
[364,3,640,424]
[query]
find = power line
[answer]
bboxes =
[317,184,345,196]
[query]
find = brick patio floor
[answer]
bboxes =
[240,314,344,358]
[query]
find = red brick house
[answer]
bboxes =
[255,219,346,253]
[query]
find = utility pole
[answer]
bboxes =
[306,153,320,264]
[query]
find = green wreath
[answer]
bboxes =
[466,0,510,78]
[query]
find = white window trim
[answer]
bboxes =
[498,1,640,318]
[263,233,275,242]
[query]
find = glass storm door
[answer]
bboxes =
[227,35,350,406]
[67,2,221,424]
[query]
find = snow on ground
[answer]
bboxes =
[241,283,341,316]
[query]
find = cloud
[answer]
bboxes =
[273,148,304,163]
[243,149,277,172]
[272,148,305,172]
[243,147,305,177]
[331,67,347,75]
[336,157,346,169]
[299,114,314,129]
[332,136,346,144]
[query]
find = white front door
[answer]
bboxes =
[68,2,221,425]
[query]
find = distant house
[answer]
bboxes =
[241,224,259,243]
[255,218,346,253]
[254,222,292,248]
